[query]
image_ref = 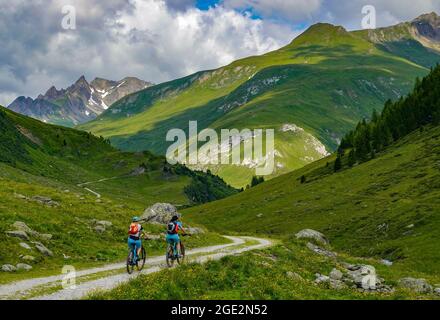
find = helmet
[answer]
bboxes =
[132,216,140,222]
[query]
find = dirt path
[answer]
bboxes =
[0,236,273,300]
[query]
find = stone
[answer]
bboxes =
[2,264,17,272]
[286,272,304,281]
[315,274,330,284]
[256,213,263,218]
[96,220,112,227]
[38,233,53,241]
[13,221,52,240]
[94,225,106,233]
[434,288,440,296]
[145,234,163,240]
[295,229,329,245]
[186,227,204,234]
[19,242,32,250]
[398,278,433,293]
[32,196,60,206]
[330,279,347,290]
[33,242,53,256]
[346,265,377,290]
[329,268,343,280]
[141,203,178,224]
[306,242,337,258]
[21,255,35,262]
[380,259,393,266]
[5,230,29,240]
[16,263,32,271]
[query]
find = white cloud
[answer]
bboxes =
[0,0,296,106]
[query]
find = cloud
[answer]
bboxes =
[0,0,295,106]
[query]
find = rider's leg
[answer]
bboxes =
[136,240,142,257]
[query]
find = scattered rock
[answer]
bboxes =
[14,193,28,200]
[63,253,71,260]
[1,264,17,272]
[19,242,32,250]
[306,242,337,258]
[329,268,343,280]
[186,227,204,234]
[330,279,347,290]
[380,259,393,266]
[130,166,146,176]
[5,230,29,241]
[286,272,304,281]
[145,234,162,240]
[405,224,414,229]
[141,203,178,224]
[434,288,440,296]
[96,220,112,227]
[315,273,330,284]
[33,242,53,256]
[31,196,59,206]
[398,277,433,293]
[20,255,35,262]
[94,225,106,233]
[295,229,329,245]
[256,213,263,218]
[346,265,377,290]
[12,221,52,240]
[16,263,32,271]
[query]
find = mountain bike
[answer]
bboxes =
[166,234,188,267]
[127,242,146,274]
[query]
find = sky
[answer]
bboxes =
[1,0,439,106]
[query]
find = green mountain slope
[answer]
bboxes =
[79,16,440,188]
[184,65,440,282]
[0,106,236,281]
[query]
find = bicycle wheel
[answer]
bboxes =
[166,245,175,268]
[126,250,135,274]
[177,242,185,265]
[137,246,146,271]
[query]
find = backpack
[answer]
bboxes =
[128,223,140,236]
[167,221,178,235]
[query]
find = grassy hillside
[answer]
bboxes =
[0,106,235,282]
[79,22,436,187]
[184,124,440,282]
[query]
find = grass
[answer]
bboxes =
[87,239,439,300]
[184,124,440,285]
[0,106,234,283]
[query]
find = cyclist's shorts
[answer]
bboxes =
[128,237,141,250]
[166,233,180,244]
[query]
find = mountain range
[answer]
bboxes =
[79,13,440,187]
[7,76,153,127]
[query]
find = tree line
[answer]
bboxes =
[335,64,440,171]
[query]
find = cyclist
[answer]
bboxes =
[128,216,143,262]
[166,214,186,257]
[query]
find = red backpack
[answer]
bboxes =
[128,223,140,235]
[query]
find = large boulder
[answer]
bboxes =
[141,203,178,224]
[346,265,377,290]
[295,229,329,245]
[398,278,433,293]
[306,242,337,258]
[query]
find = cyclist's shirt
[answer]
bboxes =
[128,223,143,240]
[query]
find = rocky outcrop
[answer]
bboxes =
[92,220,113,233]
[8,76,153,126]
[295,229,329,245]
[141,203,178,224]
[398,277,433,293]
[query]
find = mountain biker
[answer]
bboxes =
[128,216,143,260]
[166,214,186,257]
